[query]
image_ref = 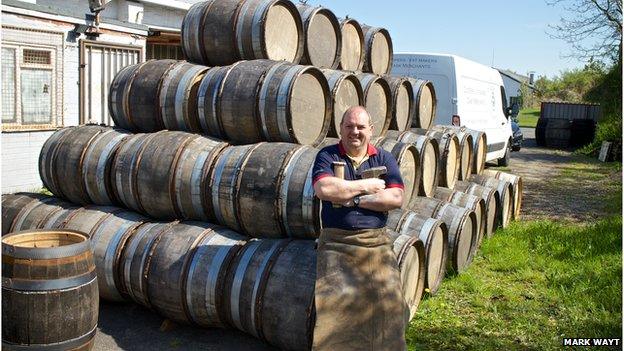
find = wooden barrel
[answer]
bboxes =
[465,129,487,174]
[159,61,210,132]
[113,131,227,221]
[433,187,486,248]
[2,230,99,350]
[39,125,114,205]
[8,196,73,233]
[361,25,393,75]
[535,118,548,146]
[387,229,426,320]
[410,196,478,273]
[388,210,448,295]
[412,128,460,189]
[321,69,364,138]
[181,0,304,66]
[454,181,500,238]
[296,4,341,68]
[431,126,474,180]
[197,64,236,139]
[545,118,571,148]
[482,170,523,220]
[223,239,316,351]
[373,138,420,209]
[385,130,440,197]
[109,63,141,130]
[407,78,436,129]
[356,73,392,137]
[338,18,364,71]
[469,174,513,229]
[2,193,46,235]
[383,76,414,132]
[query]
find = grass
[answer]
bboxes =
[407,159,622,350]
[516,108,540,128]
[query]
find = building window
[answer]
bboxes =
[2,47,17,123]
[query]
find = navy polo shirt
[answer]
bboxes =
[312,141,404,230]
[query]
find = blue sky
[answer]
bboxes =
[303,0,596,79]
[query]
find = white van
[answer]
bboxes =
[392,52,514,165]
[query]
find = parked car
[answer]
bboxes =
[511,120,523,151]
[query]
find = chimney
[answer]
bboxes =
[528,72,535,85]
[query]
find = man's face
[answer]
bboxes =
[340,109,373,150]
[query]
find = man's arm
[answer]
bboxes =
[349,187,404,212]
[313,177,386,203]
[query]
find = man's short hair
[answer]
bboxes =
[341,106,371,125]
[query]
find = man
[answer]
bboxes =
[311,106,408,351]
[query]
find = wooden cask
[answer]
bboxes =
[383,75,414,132]
[296,4,341,68]
[373,137,420,209]
[321,69,364,138]
[8,196,73,233]
[468,174,513,229]
[482,170,523,220]
[434,187,486,248]
[412,128,460,189]
[181,0,304,66]
[2,230,98,350]
[407,78,436,129]
[338,18,364,71]
[387,229,426,320]
[545,118,571,148]
[356,73,392,137]
[361,25,393,75]
[2,193,46,235]
[454,181,500,237]
[431,126,474,181]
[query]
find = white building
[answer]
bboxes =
[1,0,195,193]
[496,68,537,107]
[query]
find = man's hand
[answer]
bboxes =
[314,177,386,203]
[360,178,386,194]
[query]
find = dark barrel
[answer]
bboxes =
[2,193,46,235]
[408,78,436,129]
[181,0,304,66]
[338,18,364,71]
[224,239,316,351]
[545,118,571,148]
[356,73,392,137]
[373,137,420,209]
[8,196,74,234]
[296,4,341,68]
[2,230,99,350]
[454,180,500,237]
[383,75,414,132]
[361,25,393,75]
[387,229,426,320]
[321,69,364,138]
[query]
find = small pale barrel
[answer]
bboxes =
[410,196,478,273]
[321,69,364,138]
[181,0,304,66]
[388,210,448,295]
[434,187,486,248]
[297,4,341,68]
[2,230,99,350]
[338,18,364,71]
[385,130,440,197]
[373,137,420,209]
[223,239,316,351]
[412,128,460,189]
[159,61,210,132]
[383,75,414,132]
[361,25,393,75]
[454,180,500,238]
[469,174,513,229]
[356,73,392,137]
[482,170,523,220]
[387,229,426,320]
[407,78,436,129]
[432,126,474,180]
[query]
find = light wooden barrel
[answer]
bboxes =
[361,25,393,75]
[412,128,460,188]
[356,73,392,137]
[321,69,364,138]
[383,75,414,132]
[181,0,304,66]
[465,129,487,174]
[387,229,426,320]
[211,143,320,238]
[407,78,436,129]
[223,239,316,351]
[113,131,227,221]
[338,18,364,71]
[387,210,448,295]
[2,230,99,351]
[296,4,341,68]
[2,194,46,235]
[385,130,440,197]
[432,126,474,180]
[159,61,209,132]
[39,126,128,206]
[433,187,486,249]
[469,174,513,229]
[373,137,420,209]
[410,196,478,272]
[454,180,500,238]
[482,170,523,220]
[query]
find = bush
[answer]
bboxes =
[577,115,622,156]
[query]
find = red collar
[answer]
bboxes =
[338,141,378,157]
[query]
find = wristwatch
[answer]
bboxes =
[353,195,361,207]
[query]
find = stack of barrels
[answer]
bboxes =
[2,0,524,349]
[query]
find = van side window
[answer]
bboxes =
[500,86,509,115]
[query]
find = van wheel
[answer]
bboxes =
[498,141,511,167]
